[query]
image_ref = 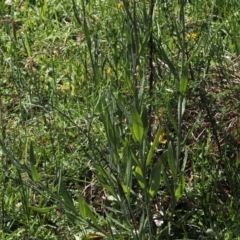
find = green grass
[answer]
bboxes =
[1,0,240,239]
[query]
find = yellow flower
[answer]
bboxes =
[117,2,123,9]
[106,67,111,73]
[159,128,167,144]
[186,33,198,40]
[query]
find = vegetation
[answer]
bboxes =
[1,0,240,239]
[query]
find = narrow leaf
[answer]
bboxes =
[178,96,186,119]
[179,74,188,95]
[31,165,40,182]
[29,142,36,165]
[175,172,185,202]
[29,206,56,213]
[59,183,78,223]
[141,105,148,131]
[148,159,162,201]
[146,128,161,166]
[78,195,97,225]
[85,233,105,239]
[59,181,76,213]
[29,142,40,182]
[167,141,177,182]
[134,166,145,189]
[131,107,144,143]
[24,35,31,57]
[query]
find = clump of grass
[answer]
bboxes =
[1,0,240,239]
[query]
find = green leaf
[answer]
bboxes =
[30,165,40,182]
[134,166,145,189]
[98,98,120,148]
[131,107,144,143]
[148,160,162,201]
[72,0,82,26]
[178,96,186,119]
[169,37,174,51]
[59,181,78,223]
[78,195,97,225]
[124,140,132,195]
[29,206,56,213]
[146,128,161,166]
[117,181,130,216]
[24,35,31,57]
[167,141,177,182]
[29,142,36,165]
[175,172,185,202]
[141,105,148,131]
[179,74,188,95]
[85,233,105,239]
[29,142,40,182]
[59,181,76,213]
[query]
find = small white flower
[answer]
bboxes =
[16,202,22,208]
